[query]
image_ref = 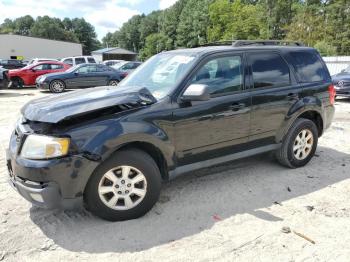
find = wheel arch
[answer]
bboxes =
[277,100,325,143]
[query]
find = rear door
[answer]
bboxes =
[247,51,301,145]
[95,64,111,85]
[172,52,251,165]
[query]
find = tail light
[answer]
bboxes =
[328,84,336,105]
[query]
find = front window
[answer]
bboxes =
[119,52,198,99]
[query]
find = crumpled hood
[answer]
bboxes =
[21,86,157,123]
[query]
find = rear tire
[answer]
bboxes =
[84,149,162,221]
[49,80,65,93]
[276,118,318,168]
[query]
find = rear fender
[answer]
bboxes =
[276,96,323,142]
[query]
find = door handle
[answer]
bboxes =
[287,93,299,100]
[229,103,245,111]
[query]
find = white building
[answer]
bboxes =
[0,34,82,61]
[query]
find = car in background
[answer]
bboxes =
[61,56,96,66]
[36,63,123,93]
[0,67,9,89]
[0,59,26,69]
[111,61,142,80]
[102,60,125,67]
[332,65,350,98]
[28,58,59,65]
[9,61,71,88]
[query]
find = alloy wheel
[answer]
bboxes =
[98,165,147,210]
[293,129,314,160]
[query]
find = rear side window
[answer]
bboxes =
[249,52,290,89]
[87,57,96,63]
[75,57,86,65]
[51,64,63,70]
[289,51,327,83]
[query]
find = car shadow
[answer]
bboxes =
[29,146,350,253]
[0,92,36,97]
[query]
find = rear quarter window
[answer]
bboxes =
[88,57,96,63]
[288,51,329,83]
[75,58,86,64]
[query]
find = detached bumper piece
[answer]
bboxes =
[9,175,62,209]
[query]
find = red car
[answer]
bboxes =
[9,61,70,87]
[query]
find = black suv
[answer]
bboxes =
[6,41,335,221]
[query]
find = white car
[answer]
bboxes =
[28,58,58,65]
[60,56,96,66]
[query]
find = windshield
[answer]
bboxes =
[112,62,128,70]
[343,65,350,73]
[119,52,198,99]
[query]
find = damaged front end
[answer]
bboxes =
[6,86,157,209]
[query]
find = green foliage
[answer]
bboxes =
[208,0,266,42]
[0,15,100,55]
[139,33,169,60]
[175,0,213,48]
[314,41,337,56]
[2,0,350,57]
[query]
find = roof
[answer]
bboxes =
[92,47,137,55]
[0,33,82,46]
[166,45,315,56]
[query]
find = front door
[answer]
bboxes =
[172,53,251,166]
[71,64,99,87]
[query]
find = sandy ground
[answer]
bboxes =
[0,88,349,262]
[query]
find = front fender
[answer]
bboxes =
[67,118,175,169]
[276,96,324,142]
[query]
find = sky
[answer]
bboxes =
[0,0,178,40]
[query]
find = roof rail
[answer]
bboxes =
[232,40,304,47]
[199,40,304,47]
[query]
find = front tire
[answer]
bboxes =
[108,80,119,86]
[276,118,318,168]
[10,77,24,88]
[49,80,65,93]
[84,149,162,221]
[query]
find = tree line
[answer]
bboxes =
[0,15,100,55]
[1,0,349,59]
[102,0,350,60]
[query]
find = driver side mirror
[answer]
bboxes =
[182,84,210,101]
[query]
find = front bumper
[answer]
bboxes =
[6,127,99,209]
[335,86,350,97]
[36,81,49,89]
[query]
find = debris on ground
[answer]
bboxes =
[212,214,222,221]
[281,226,291,234]
[293,230,316,244]
[306,206,315,212]
[273,201,282,206]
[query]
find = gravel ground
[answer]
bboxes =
[0,89,349,262]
